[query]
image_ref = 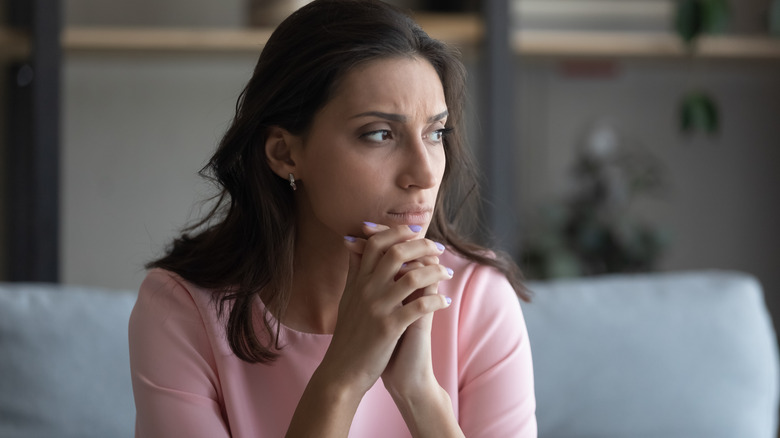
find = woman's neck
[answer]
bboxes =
[283,218,350,334]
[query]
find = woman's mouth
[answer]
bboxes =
[386,208,432,225]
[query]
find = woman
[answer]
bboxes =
[128,0,536,436]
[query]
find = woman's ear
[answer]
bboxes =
[265,126,300,179]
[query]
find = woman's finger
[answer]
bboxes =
[371,238,444,285]
[343,235,367,255]
[392,293,451,329]
[385,263,453,306]
[344,246,362,290]
[396,260,424,281]
[361,221,390,236]
[358,224,422,275]
[341,223,392,256]
[346,223,440,267]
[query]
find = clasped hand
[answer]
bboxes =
[320,222,453,401]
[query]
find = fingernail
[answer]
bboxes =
[435,241,445,252]
[363,221,378,228]
[344,236,357,242]
[446,267,454,277]
[445,296,452,306]
[408,225,423,233]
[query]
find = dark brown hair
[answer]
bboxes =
[148,0,528,364]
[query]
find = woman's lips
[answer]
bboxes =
[386,208,432,225]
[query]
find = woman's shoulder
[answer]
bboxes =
[134,268,217,324]
[140,268,188,292]
[139,268,198,301]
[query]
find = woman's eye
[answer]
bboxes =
[361,130,391,143]
[427,128,452,143]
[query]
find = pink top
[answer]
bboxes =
[129,250,536,437]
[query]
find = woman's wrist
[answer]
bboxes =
[384,368,438,403]
[309,362,367,408]
[389,383,464,438]
[286,367,365,438]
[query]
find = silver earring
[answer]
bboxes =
[288,173,297,191]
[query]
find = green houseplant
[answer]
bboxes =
[675,0,731,135]
[521,122,668,280]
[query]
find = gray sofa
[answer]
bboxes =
[1,271,777,437]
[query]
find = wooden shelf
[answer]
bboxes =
[63,27,274,53]
[415,13,483,47]
[513,30,780,60]
[61,13,483,53]
[10,19,780,60]
[0,27,31,61]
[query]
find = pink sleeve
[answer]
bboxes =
[457,265,537,437]
[128,270,231,438]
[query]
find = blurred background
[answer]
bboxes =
[1,0,779,338]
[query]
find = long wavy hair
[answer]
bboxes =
[148,0,529,364]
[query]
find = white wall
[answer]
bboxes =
[62,53,256,289]
[65,0,245,27]
[61,0,248,289]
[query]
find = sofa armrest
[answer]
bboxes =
[522,271,779,438]
[0,283,137,438]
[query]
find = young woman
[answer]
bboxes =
[128,1,536,436]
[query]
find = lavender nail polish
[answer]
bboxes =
[435,242,446,252]
[408,225,423,233]
[446,267,454,277]
[445,296,452,305]
[363,221,378,228]
[344,236,357,242]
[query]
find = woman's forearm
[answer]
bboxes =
[285,367,364,438]
[390,384,465,438]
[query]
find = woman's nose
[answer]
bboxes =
[396,137,438,190]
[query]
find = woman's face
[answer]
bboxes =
[291,56,448,239]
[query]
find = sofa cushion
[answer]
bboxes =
[0,283,137,438]
[523,271,779,438]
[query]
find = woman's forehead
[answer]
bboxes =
[325,57,447,119]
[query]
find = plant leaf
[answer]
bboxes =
[675,0,704,44]
[769,0,780,36]
[702,0,730,34]
[679,91,720,135]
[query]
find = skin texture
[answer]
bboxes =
[265,56,465,437]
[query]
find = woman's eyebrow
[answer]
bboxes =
[350,109,449,123]
[351,111,407,122]
[428,110,449,123]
